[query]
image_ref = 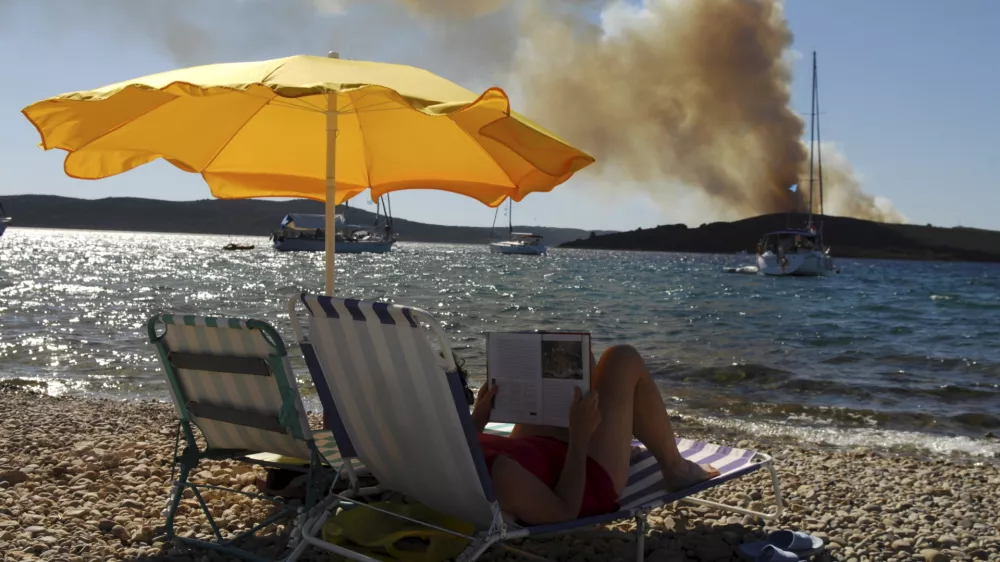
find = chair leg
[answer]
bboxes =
[286,450,335,561]
[188,481,225,541]
[766,462,785,519]
[163,462,191,539]
[679,461,784,521]
[634,515,647,562]
[455,535,500,562]
[283,532,313,562]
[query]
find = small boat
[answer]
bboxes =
[271,213,326,252]
[490,232,547,255]
[723,265,760,274]
[756,229,833,276]
[756,52,836,277]
[272,197,396,254]
[222,243,254,251]
[334,223,395,254]
[0,201,10,238]
[489,199,546,255]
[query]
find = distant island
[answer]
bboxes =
[7,196,998,263]
[561,214,1000,263]
[0,195,612,246]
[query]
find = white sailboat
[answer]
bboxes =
[0,201,10,238]
[489,199,546,255]
[272,196,396,253]
[757,52,836,277]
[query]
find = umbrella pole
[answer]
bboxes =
[324,53,340,295]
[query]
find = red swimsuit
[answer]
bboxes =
[477,433,619,518]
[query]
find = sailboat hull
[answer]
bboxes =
[757,251,834,276]
[490,241,546,255]
[273,238,394,253]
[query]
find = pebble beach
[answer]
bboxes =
[1,384,997,562]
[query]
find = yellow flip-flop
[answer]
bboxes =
[323,501,474,562]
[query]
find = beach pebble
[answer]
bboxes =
[110,524,129,540]
[0,470,29,485]
[891,538,913,552]
[920,549,950,562]
[938,535,960,547]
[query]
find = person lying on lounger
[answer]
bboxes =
[257,345,718,523]
[472,344,719,525]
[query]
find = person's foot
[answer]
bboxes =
[662,458,720,492]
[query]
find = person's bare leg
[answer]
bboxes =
[512,345,717,493]
[587,345,719,494]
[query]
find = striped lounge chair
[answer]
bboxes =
[286,294,784,562]
[146,313,347,562]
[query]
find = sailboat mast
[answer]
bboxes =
[807,51,817,229]
[814,54,825,219]
[508,199,513,238]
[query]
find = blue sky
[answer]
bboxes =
[0,0,997,231]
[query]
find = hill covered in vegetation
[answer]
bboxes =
[1,195,609,246]
[561,214,1000,262]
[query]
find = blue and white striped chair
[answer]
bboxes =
[288,294,783,562]
[147,313,342,562]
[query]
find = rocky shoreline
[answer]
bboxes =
[1,386,998,562]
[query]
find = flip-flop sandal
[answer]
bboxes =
[740,530,824,559]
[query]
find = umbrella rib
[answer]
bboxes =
[245,92,324,114]
[338,90,401,113]
[345,90,376,194]
[278,94,327,113]
[199,95,274,174]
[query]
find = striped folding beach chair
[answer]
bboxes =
[286,294,783,562]
[147,313,346,562]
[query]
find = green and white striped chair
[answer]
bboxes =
[147,313,346,562]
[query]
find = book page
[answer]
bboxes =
[487,333,542,424]
[539,334,591,427]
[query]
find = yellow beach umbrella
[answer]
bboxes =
[22,53,594,293]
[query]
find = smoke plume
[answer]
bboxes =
[384,0,902,222]
[8,0,904,223]
[506,0,902,222]
[394,0,509,19]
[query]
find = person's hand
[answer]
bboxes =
[568,387,600,448]
[471,381,498,432]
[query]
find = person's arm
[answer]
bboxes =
[491,387,601,524]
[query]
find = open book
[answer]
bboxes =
[486,332,591,427]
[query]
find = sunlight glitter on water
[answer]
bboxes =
[2,227,1000,457]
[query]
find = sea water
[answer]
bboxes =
[2,228,998,458]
